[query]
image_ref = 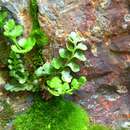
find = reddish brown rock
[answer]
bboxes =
[110,34,130,52]
[38,0,130,91]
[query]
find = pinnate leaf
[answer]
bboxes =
[61,70,73,83]
[74,51,86,61]
[59,48,71,59]
[78,76,87,86]
[11,37,36,53]
[47,76,62,89]
[68,32,85,45]
[67,62,80,72]
[4,19,23,38]
[66,42,75,52]
[35,62,54,76]
[71,78,80,89]
[76,43,87,50]
[51,58,63,69]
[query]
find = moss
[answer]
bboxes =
[0,100,14,127]
[0,9,8,28]
[29,0,48,46]
[13,97,89,130]
[90,124,112,130]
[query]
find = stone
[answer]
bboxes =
[0,0,130,129]
[110,34,130,53]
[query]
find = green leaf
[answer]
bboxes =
[62,82,70,91]
[59,48,71,59]
[74,51,86,61]
[11,37,36,53]
[68,32,85,45]
[76,43,87,50]
[47,76,62,89]
[67,62,80,72]
[5,83,15,92]
[4,19,15,31]
[19,37,36,49]
[4,19,23,38]
[35,62,54,76]
[61,70,73,83]
[9,25,23,37]
[66,42,75,52]
[0,11,8,28]
[47,88,60,96]
[51,58,63,69]
[78,76,87,86]
[71,78,80,90]
[4,83,37,92]
[31,29,48,46]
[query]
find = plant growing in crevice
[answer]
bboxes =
[35,32,87,96]
[7,51,28,84]
[3,19,36,53]
[1,2,87,96]
[0,0,49,92]
[29,0,48,46]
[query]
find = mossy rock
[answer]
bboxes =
[0,100,14,127]
[13,97,89,130]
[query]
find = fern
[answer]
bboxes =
[35,32,87,96]
[7,51,28,84]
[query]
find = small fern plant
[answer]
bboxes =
[1,10,47,92]
[35,32,87,96]
[3,19,36,53]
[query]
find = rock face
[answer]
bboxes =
[38,0,130,92]
[0,0,130,129]
[38,1,130,128]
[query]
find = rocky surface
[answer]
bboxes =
[0,0,130,129]
[38,0,130,91]
[38,0,130,129]
[69,87,130,130]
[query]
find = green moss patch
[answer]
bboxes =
[13,97,89,130]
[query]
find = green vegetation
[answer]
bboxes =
[29,0,48,46]
[0,10,8,28]
[1,1,87,96]
[13,97,89,130]
[13,96,113,130]
[35,32,87,96]
[3,19,36,53]
[0,1,48,92]
[0,2,113,130]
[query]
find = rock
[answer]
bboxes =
[38,0,95,41]
[110,34,130,52]
[1,0,32,37]
[0,0,130,129]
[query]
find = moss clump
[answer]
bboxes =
[13,97,89,130]
[29,0,48,46]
